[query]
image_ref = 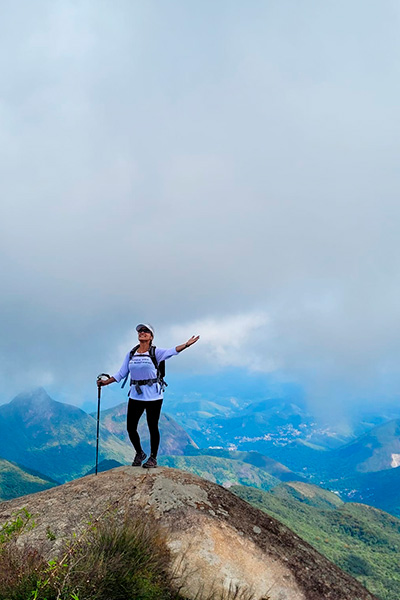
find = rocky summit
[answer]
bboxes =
[0,467,377,600]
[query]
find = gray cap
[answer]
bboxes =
[136,323,155,337]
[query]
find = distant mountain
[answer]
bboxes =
[0,457,58,501]
[264,419,400,490]
[334,465,400,518]
[169,396,240,419]
[294,419,400,497]
[330,419,400,474]
[97,402,198,455]
[234,483,400,600]
[157,394,244,447]
[158,455,279,491]
[0,388,133,483]
[267,480,344,510]
[265,439,330,481]
[184,447,307,482]
[169,395,360,455]
[206,399,314,445]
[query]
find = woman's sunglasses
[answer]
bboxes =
[138,327,151,334]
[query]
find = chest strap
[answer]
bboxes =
[130,378,159,395]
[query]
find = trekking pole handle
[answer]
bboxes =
[97,373,111,383]
[97,373,111,390]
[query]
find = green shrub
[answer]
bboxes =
[340,553,375,577]
[0,507,35,543]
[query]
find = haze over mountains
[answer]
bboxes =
[166,392,399,453]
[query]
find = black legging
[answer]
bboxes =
[127,398,163,457]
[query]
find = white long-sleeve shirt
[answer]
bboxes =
[113,347,178,401]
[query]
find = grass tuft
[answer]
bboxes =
[0,508,260,600]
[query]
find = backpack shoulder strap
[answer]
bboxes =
[129,344,140,360]
[151,346,166,379]
[148,345,159,370]
[121,344,139,389]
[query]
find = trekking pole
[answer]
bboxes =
[95,374,110,475]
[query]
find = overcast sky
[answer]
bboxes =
[1,0,400,415]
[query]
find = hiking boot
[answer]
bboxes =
[132,451,147,467]
[142,455,157,469]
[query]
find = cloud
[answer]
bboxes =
[1,1,400,413]
[165,311,274,372]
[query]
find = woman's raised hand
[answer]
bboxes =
[97,375,115,387]
[176,336,200,353]
[186,335,200,347]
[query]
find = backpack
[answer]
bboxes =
[121,345,167,390]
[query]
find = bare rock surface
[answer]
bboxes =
[0,467,377,600]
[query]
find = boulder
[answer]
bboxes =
[0,467,377,600]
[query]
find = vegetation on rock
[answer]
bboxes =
[0,506,256,600]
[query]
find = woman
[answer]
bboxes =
[98,323,199,468]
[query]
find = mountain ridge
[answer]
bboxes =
[0,388,133,482]
[0,456,58,501]
[233,482,400,600]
